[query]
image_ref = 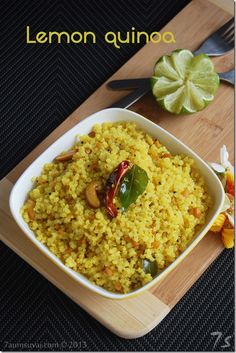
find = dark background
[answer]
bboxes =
[0,0,234,351]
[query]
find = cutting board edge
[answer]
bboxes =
[0,175,224,338]
[0,0,233,339]
[0,235,170,340]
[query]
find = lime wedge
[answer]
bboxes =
[172,49,193,78]
[154,56,179,81]
[151,49,219,114]
[151,76,183,97]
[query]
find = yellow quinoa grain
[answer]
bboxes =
[21,122,211,293]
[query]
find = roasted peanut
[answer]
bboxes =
[27,199,35,220]
[91,162,99,172]
[77,237,86,246]
[104,267,113,276]
[88,131,96,138]
[114,282,122,292]
[154,139,161,147]
[85,181,101,208]
[162,153,172,158]
[182,189,190,197]
[152,241,159,249]
[124,235,130,242]
[131,240,139,248]
[191,207,202,218]
[55,150,76,162]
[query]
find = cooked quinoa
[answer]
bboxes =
[22,122,211,293]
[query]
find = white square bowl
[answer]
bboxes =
[9,108,225,299]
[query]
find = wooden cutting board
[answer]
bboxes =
[0,0,233,339]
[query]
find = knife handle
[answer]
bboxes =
[107,78,150,90]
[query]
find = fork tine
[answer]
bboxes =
[224,32,234,42]
[223,23,234,37]
[223,28,234,41]
[194,17,234,56]
[216,18,234,36]
[226,34,234,45]
[223,26,234,36]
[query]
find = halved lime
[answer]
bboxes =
[151,49,220,114]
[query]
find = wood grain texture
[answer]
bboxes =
[1,0,234,338]
[207,0,234,14]
[7,0,233,183]
[151,231,224,306]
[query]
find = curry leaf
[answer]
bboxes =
[119,165,149,211]
[142,259,158,277]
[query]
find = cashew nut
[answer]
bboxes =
[85,181,101,208]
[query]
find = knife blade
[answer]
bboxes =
[108,86,149,109]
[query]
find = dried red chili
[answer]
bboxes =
[103,160,130,217]
[226,171,234,197]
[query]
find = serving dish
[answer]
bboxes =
[9,107,225,299]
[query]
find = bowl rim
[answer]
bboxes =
[9,107,225,299]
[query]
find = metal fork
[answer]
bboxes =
[107,18,234,108]
[219,69,234,85]
[108,69,234,109]
[194,18,234,56]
